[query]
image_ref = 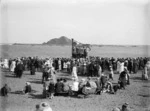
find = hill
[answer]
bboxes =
[43,36,72,46]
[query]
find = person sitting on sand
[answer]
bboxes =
[48,80,55,99]
[100,74,108,92]
[23,82,32,94]
[121,103,130,111]
[105,81,114,94]
[62,79,70,93]
[69,78,79,96]
[95,77,102,95]
[43,78,51,98]
[70,78,79,92]
[0,84,11,96]
[55,78,64,96]
[118,69,127,89]
[81,77,97,95]
[142,61,150,80]
[112,103,130,111]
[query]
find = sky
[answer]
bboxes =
[0,0,150,45]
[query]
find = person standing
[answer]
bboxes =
[109,66,114,80]
[71,64,78,80]
[119,61,124,74]
[10,59,16,73]
[16,60,24,78]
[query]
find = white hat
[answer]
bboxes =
[39,102,53,111]
[26,82,30,85]
[112,107,120,111]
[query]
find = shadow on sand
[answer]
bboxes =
[28,93,44,99]
[142,85,150,88]
[5,75,16,78]
[28,80,42,84]
[10,90,37,95]
[138,94,150,98]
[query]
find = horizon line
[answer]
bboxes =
[0,43,150,46]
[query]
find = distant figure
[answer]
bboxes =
[15,61,24,78]
[3,59,9,69]
[71,64,78,80]
[23,82,32,94]
[30,64,36,75]
[0,84,11,96]
[43,78,51,98]
[10,60,16,73]
[117,60,120,73]
[119,61,124,74]
[118,70,127,89]
[100,74,108,92]
[142,61,150,80]
[48,80,55,99]
[109,66,114,80]
[55,78,64,96]
[121,103,130,111]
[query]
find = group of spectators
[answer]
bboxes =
[0,56,150,97]
[1,56,149,76]
[1,56,150,111]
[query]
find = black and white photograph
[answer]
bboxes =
[0,0,150,111]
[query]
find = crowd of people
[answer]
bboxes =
[0,56,150,111]
[0,56,149,76]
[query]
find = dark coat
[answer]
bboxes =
[49,82,55,93]
[55,82,64,93]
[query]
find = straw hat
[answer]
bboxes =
[38,102,52,111]
[112,107,120,111]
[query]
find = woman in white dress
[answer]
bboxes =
[3,59,9,69]
[119,61,124,74]
[58,59,61,71]
[142,61,150,80]
[10,60,16,72]
[71,64,78,80]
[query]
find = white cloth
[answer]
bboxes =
[3,59,9,68]
[63,62,67,69]
[71,81,79,91]
[58,60,61,70]
[119,62,124,74]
